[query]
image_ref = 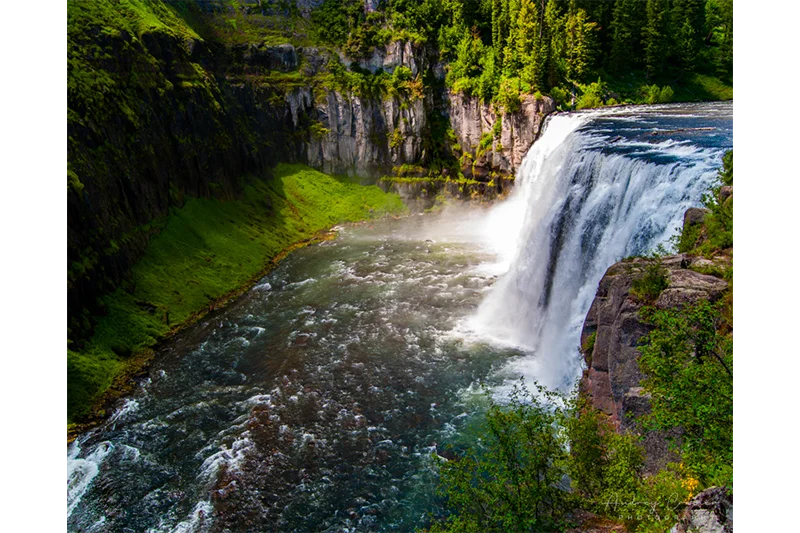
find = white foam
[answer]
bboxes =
[67,440,114,517]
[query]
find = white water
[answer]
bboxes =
[471,106,727,391]
[67,439,113,518]
[67,103,731,532]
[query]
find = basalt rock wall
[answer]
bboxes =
[447,92,556,179]
[578,254,729,473]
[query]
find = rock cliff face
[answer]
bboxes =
[578,254,729,473]
[447,92,556,179]
[302,87,427,177]
[68,3,556,346]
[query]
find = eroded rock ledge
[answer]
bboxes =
[578,254,729,474]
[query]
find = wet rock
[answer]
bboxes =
[670,487,733,533]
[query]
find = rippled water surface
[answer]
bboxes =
[68,102,732,533]
[68,213,526,532]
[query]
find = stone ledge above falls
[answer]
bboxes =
[578,253,729,473]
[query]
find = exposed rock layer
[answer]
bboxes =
[447,92,556,178]
[670,487,733,533]
[579,254,728,473]
[68,18,554,344]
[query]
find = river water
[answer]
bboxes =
[68,102,732,532]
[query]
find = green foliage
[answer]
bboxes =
[311,0,364,46]
[430,383,702,533]
[630,255,669,303]
[388,127,406,148]
[576,79,608,110]
[549,86,571,108]
[719,150,733,186]
[644,84,674,104]
[495,77,523,113]
[581,331,596,357]
[682,150,733,255]
[430,383,572,533]
[563,398,701,531]
[678,220,704,254]
[68,165,405,422]
[309,121,331,139]
[638,300,733,487]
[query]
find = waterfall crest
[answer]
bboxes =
[472,103,732,390]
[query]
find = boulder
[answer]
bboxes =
[718,186,733,203]
[683,207,709,227]
[670,487,733,533]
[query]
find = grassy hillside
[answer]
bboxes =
[68,164,406,424]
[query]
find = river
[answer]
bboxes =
[68,101,733,532]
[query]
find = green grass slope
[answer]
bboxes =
[68,164,406,424]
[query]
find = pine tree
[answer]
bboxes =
[545,0,566,89]
[643,0,668,80]
[516,0,544,90]
[671,0,705,72]
[610,0,646,74]
[564,7,596,83]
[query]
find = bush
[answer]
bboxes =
[495,77,522,113]
[549,86,570,108]
[644,84,675,104]
[630,257,669,302]
[576,80,607,109]
[638,300,733,487]
[430,383,572,532]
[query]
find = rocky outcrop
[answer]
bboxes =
[379,177,514,212]
[683,207,710,227]
[341,40,424,76]
[447,92,556,179]
[302,88,427,177]
[670,487,733,533]
[579,254,728,472]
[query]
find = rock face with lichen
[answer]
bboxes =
[446,92,556,179]
[670,487,733,533]
[578,253,729,473]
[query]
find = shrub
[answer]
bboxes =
[430,383,572,532]
[576,80,607,109]
[388,127,405,149]
[638,300,733,487]
[719,150,733,186]
[549,86,570,108]
[495,77,522,113]
[581,331,596,357]
[644,84,675,104]
[630,257,669,303]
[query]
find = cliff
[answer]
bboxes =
[580,185,735,474]
[68,1,556,350]
[578,253,730,473]
[447,92,556,179]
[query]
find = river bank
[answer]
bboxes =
[68,164,406,429]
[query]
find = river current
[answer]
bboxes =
[68,102,732,532]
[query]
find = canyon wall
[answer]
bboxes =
[68,3,555,346]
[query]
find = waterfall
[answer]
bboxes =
[472,104,730,391]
